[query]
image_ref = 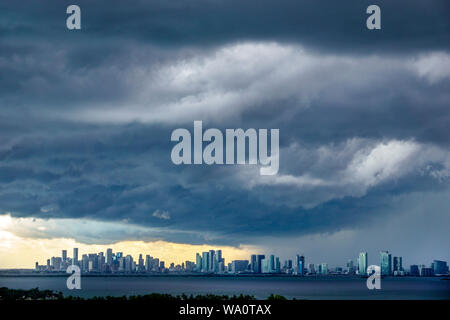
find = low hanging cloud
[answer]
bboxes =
[152,209,171,220]
[241,139,450,208]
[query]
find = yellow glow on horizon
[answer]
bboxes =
[0,215,257,269]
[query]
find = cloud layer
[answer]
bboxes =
[0,1,449,262]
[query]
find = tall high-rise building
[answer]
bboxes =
[62,250,67,262]
[380,251,392,276]
[275,257,280,273]
[106,248,113,266]
[433,260,448,275]
[269,255,275,273]
[393,256,403,272]
[81,254,89,272]
[209,250,215,272]
[321,263,328,275]
[51,257,62,271]
[125,255,133,273]
[201,252,209,272]
[138,254,144,272]
[358,252,368,275]
[195,253,202,272]
[98,252,104,272]
[256,255,265,274]
[73,248,79,266]
[145,255,151,271]
[216,250,222,263]
[251,255,257,273]
[347,259,355,274]
[294,255,305,275]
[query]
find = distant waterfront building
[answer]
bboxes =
[209,250,215,272]
[346,260,355,274]
[98,252,105,272]
[62,250,67,262]
[380,251,392,276]
[261,258,269,273]
[251,255,257,273]
[138,254,144,272]
[321,263,328,275]
[201,252,209,272]
[294,255,305,275]
[195,253,202,272]
[256,255,265,273]
[358,252,368,275]
[145,255,151,272]
[106,248,113,266]
[81,254,89,272]
[393,256,402,272]
[218,260,225,273]
[308,263,315,274]
[419,265,434,277]
[409,265,419,276]
[433,260,448,275]
[73,248,79,266]
[51,257,62,271]
[269,255,275,273]
[231,260,249,273]
[125,255,133,273]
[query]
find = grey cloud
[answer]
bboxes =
[0,0,449,263]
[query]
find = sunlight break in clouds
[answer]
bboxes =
[0,214,257,269]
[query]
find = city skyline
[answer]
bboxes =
[29,246,448,277]
[1,212,450,270]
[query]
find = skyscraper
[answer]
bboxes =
[294,255,305,275]
[269,255,275,273]
[62,250,67,262]
[299,255,305,275]
[195,253,202,272]
[256,255,265,274]
[106,248,113,266]
[138,254,144,272]
[321,263,328,275]
[393,256,403,272]
[380,251,392,276]
[209,250,215,272]
[358,252,368,276]
[73,248,78,266]
[201,252,209,272]
[433,260,448,275]
[346,259,355,274]
[275,257,280,273]
[251,255,257,273]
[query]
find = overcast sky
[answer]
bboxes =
[0,0,449,267]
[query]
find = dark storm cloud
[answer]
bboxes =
[0,0,449,252]
[1,0,448,52]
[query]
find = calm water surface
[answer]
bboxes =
[1,276,449,300]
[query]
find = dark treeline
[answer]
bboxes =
[0,287,288,301]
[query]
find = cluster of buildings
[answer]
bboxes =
[35,248,177,273]
[355,251,449,277]
[35,248,449,277]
